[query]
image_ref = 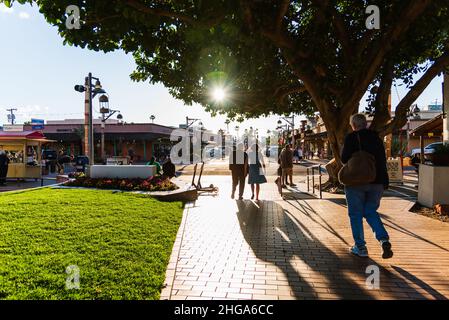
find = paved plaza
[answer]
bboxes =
[162,175,449,300]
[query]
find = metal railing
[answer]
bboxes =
[306,164,323,199]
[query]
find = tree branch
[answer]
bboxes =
[311,0,352,58]
[125,0,223,27]
[369,62,394,131]
[345,0,432,112]
[381,51,449,135]
[276,0,290,32]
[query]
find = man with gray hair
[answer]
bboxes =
[341,113,393,259]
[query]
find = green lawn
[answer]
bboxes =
[0,188,183,300]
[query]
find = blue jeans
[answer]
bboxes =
[344,184,389,248]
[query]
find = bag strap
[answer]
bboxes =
[357,132,362,151]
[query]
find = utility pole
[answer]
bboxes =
[84,75,92,162]
[6,108,17,125]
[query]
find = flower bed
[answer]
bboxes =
[65,174,178,192]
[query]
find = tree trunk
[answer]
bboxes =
[325,127,348,184]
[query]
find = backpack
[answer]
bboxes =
[338,133,377,186]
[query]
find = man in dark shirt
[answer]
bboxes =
[162,157,176,179]
[0,150,10,185]
[341,113,393,259]
[279,144,295,187]
[229,143,248,200]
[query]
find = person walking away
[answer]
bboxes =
[56,150,64,174]
[279,144,295,187]
[0,150,10,185]
[341,113,393,259]
[147,156,162,175]
[229,143,248,200]
[248,143,267,201]
[297,147,303,163]
[57,152,71,174]
[293,147,299,164]
[162,157,176,179]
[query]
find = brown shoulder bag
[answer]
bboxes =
[338,133,376,186]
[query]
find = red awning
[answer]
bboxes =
[0,131,47,140]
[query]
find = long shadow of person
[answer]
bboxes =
[235,200,430,300]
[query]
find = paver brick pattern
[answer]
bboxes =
[163,176,449,300]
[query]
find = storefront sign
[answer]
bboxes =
[387,158,403,184]
[3,124,24,132]
[31,119,45,130]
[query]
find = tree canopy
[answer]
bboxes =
[3,0,449,157]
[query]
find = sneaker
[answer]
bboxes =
[350,246,369,258]
[381,240,393,259]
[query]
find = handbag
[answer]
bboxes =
[338,133,376,186]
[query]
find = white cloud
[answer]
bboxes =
[0,4,14,14]
[18,12,30,19]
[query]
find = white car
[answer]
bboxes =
[411,142,443,157]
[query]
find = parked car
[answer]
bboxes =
[266,145,279,159]
[74,155,89,173]
[202,146,221,159]
[411,142,443,159]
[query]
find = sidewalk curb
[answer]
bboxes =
[160,202,192,300]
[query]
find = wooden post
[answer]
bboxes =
[444,72,449,143]
[420,135,425,164]
[385,93,393,158]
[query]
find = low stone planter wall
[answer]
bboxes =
[54,181,198,203]
[56,175,70,184]
[418,164,449,207]
[89,165,156,179]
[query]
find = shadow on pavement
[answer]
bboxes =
[380,214,449,253]
[235,200,433,300]
[391,266,448,300]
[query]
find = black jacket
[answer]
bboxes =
[341,129,389,187]
[0,154,9,167]
[229,149,248,174]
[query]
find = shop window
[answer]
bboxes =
[26,145,38,166]
[0,145,24,164]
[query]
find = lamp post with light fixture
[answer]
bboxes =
[74,73,107,164]
[98,94,123,162]
[278,115,295,148]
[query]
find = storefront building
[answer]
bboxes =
[0,131,52,179]
[24,119,175,163]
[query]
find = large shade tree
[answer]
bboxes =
[4,0,449,176]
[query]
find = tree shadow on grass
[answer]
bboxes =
[235,200,430,300]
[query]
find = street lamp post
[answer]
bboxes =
[150,115,156,123]
[225,119,230,133]
[186,117,201,163]
[75,73,106,164]
[98,94,122,163]
[278,115,295,147]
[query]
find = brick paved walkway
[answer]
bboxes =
[161,176,449,300]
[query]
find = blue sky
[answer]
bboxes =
[0,3,444,134]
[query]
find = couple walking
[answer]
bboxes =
[229,143,266,201]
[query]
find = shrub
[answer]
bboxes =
[66,176,178,192]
